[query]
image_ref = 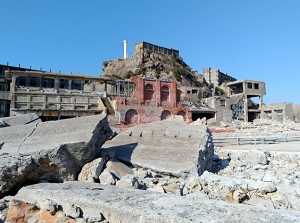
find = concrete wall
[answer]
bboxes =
[202,96,232,124]
[261,102,294,123]
[134,42,179,58]
[293,105,300,123]
[4,70,115,119]
[180,86,201,103]
[203,68,236,87]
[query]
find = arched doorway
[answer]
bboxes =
[177,110,186,120]
[144,84,154,101]
[161,110,171,120]
[125,109,138,125]
[161,85,169,102]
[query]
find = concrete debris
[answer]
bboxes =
[106,157,134,179]
[7,182,300,223]
[78,157,105,182]
[99,168,117,186]
[102,116,214,177]
[3,116,300,222]
[116,175,139,189]
[0,115,112,197]
[0,113,41,128]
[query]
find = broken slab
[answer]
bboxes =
[0,113,40,128]
[8,182,300,223]
[102,116,214,177]
[0,115,112,197]
[106,157,134,179]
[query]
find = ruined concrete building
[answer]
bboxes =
[134,41,180,58]
[1,40,299,125]
[203,67,236,87]
[1,67,116,121]
[0,62,271,126]
[225,80,266,122]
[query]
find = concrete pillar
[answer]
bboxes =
[54,79,60,89]
[26,75,30,87]
[68,80,72,90]
[244,98,248,122]
[242,81,248,122]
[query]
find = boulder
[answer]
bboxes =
[0,115,112,197]
[102,116,214,177]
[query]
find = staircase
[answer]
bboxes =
[101,97,115,115]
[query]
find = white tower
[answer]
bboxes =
[123,39,128,59]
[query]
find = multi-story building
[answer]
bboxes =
[225,80,266,122]
[2,69,115,120]
[203,67,236,87]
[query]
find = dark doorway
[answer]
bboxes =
[192,112,214,121]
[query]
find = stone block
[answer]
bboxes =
[0,115,112,197]
[102,116,214,177]
[78,157,105,182]
[0,113,40,128]
[106,158,134,179]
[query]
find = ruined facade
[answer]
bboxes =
[115,76,190,125]
[225,80,266,122]
[134,41,179,58]
[202,96,232,125]
[179,86,201,103]
[3,69,115,120]
[203,67,236,87]
[0,64,34,117]
[261,102,293,123]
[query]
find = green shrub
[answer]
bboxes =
[111,74,124,80]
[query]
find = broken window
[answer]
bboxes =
[187,90,191,94]
[247,83,253,89]
[72,80,83,90]
[161,85,169,102]
[16,76,27,87]
[254,83,259,89]
[41,78,55,88]
[59,79,70,89]
[29,77,40,87]
[144,84,154,101]
[192,89,198,95]
[220,100,226,106]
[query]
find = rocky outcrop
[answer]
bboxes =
[0,115,112,197]
[101,46,204,88]
[101,116,214,177]
[7,182,300,223]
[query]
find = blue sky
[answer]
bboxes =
[1,1,299,104]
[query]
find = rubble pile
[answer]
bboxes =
[1,116,300,222]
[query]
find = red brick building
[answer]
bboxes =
[115,76,192,125]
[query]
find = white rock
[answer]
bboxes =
[116,175,139,189]
[148,185,165,193]
[99,168,117,185]
[263,171,276,182]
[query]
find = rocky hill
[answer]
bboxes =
[100,45,206,88]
